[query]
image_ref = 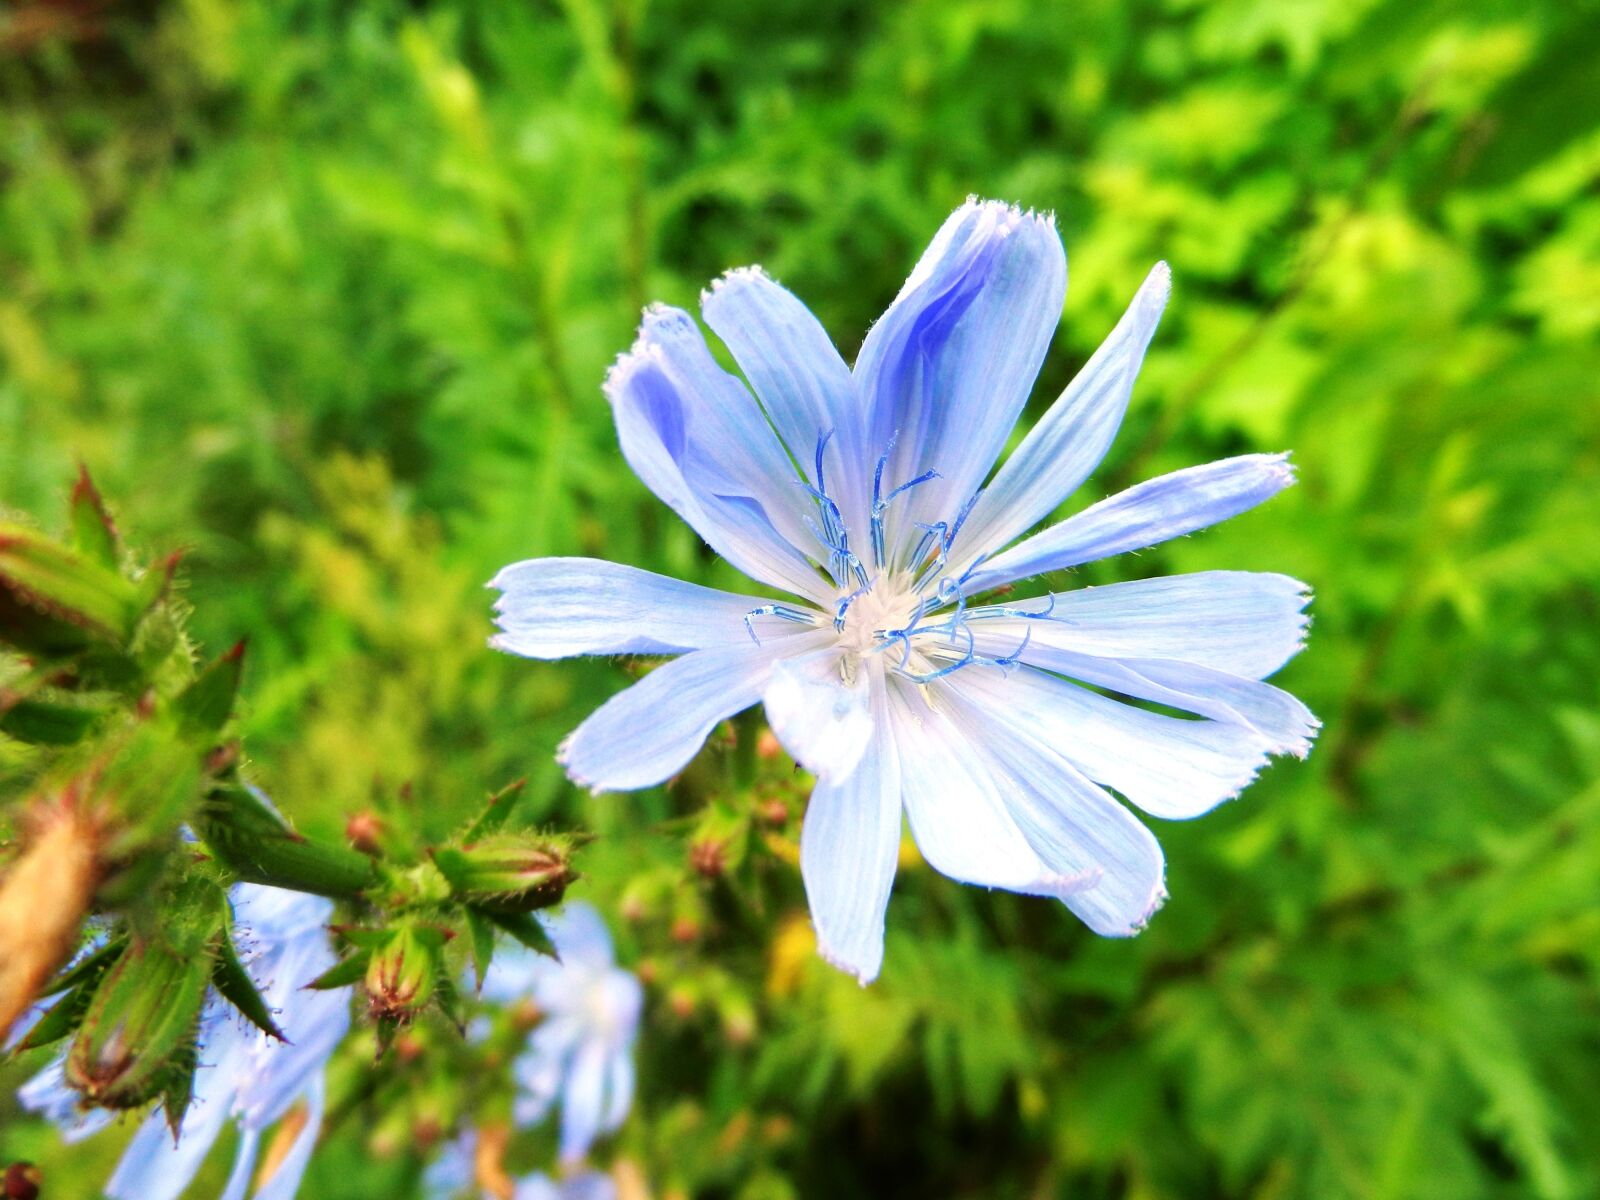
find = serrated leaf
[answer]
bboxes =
[68,466,120,570]
[14,981,98,1051]
[462,777,527,841]
[480,908,558,960]
[175,641,246,736]
[211,929,285,1041]
[307,951,371,991]
[464,907,496,990]
[40,936,128,998]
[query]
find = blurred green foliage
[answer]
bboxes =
[3,0,1599,1197]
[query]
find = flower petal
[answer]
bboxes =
[607,308,827,601]
[602,1045,635,1132]
[952,263,1171,572]
[965,454,1296,593]
[1002,571,1310,679]
[559,1039,609,1162]
[856,199,1067,558]
[763,648,873,784]
[702,267,871,536]
[888,682,1096,899]
[490,558,796,658]
[960,664,1274,821]
[1007,643,1319,758]
[248,1078,326,1200]
[560,633,828,792]
[544,901,616,970]
[943,682,1167,935]
[799,673,903,983]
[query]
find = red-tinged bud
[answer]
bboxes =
[66,930,216,1110]
[688,837,726,879]
[0,523,146,656]
[431,833,576,914]
[345,810,385,856]
[365,925,439,1024]
[668,987,696,1019]
[758,798,789,828]
[412,1114,445,1150]
[756,729,782,760]
[636,958,660,986]
[394,1031,427,1064]
[4,1162,40,1200]
[619,892,647,922]
[670,916,700,945]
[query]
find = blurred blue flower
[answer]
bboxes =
[17,884,350,1200]
[492,198,1317,983]
[479,902,641,1164]
[424,1130,616,1200]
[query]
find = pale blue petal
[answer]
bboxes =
[106,1088,235,1200]
[514,1177,564,1200]
[512,1022,578,1129]
[559,634,828,792]
[1002,642,1319,758]
[544,901,615,969]
[953,263,1171,573]
[943,680,1167,935]
[558,1040,609,1162]
[602,1047,635,1132]
[422,1131,475,1198]
[1002,571,1310,679]
[478,942,548,1003]
[606,308,827,601]
[701,267,871,537]
[799,673,902,983]
[966,454,1296,593]
[888,683,1093,899]
[763,648,873,784]
[219,1129,259,1200]
[489,558,792,659]
[556,1173,619,1200]
[16,1057,114,1143]
[251,1077,325,1200]
[960,662,1273,821]
[855,199,1066,558]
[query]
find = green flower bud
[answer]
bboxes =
[365,924,440,1024]
[66,933,215,1110]
[0,522,145,656]
[430,833,576,914]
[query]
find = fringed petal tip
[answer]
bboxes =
[601,304,703,403]
[700,264,774,305]
[816,942,880,987]
[553,736,608,797]
[957,194,1059,235]
[600,340,665,406]
[1127,877,1170,935]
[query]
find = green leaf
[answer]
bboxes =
[211,927,285,1041]
[479,908,558,960]
[461,777,527,842]
[174,641,246,736]
[307,951,372,992]
[68,466,120,571]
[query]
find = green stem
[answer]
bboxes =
[200,784,375,899]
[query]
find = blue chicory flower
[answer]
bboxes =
[478,902,641,1164]
[17,883,351,1200]
[491,197,1317,984]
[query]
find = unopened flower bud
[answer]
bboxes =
[365,925,439,1024]
[758,798,789,828]
[636,958,660,986]
[670,916,700,945]
[509,998,543,1032]
[431,833,575,914]
[688,838,726,879]
[66,934,213,1110]
[756,729,782,760]
[0,523,145,655]
[345,810,385,856]
[668,986,696,1019]
[4,1162,41,1200]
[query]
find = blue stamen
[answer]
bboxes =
[744,603,815,645]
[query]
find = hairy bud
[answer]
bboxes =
[430,833,575,914]
[3,1162,41,1200]
[0,522,145,655]
[66,932,214,1111]
[365,924,439,1024]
